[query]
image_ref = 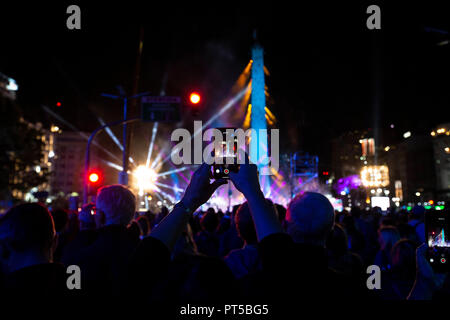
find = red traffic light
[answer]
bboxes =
[88,170,102,184]
[189,92,201,104]
[56,102,62,107]
[89,173,99,183]
[87,170,102,197]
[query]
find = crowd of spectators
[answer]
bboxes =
[0,160,449,307]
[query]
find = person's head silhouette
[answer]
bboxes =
[286,192,335,247]
[0,203,57,273]
[96,185,136,226]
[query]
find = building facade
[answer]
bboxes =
[431,123,450,201]
[331,130,370,179]
[50,131,101,196]
[386,134,436,204]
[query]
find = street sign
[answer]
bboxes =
[141,96,181,122]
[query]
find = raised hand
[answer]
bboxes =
[229,153,262,197]
[408,243,448,300]
[416,243,447,289]
[181,163,228,210]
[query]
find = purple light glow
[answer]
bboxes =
[334,175,361,194]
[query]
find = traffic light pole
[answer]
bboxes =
[101,91,150,186]
[83,117,140,204]
[120,97,128,186]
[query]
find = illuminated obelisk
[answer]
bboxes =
[250,34,269,191]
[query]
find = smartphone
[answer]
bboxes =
[425,209,450,273]
[212,128,239,179]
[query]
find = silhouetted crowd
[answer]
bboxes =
[1,162,449,308]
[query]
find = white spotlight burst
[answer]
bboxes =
[134,165,157,192]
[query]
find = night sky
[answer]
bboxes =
[1,1,449,168]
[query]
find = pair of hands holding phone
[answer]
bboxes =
[150,156,274,253]
[181,158,261,211]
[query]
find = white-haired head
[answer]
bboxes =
[96,185,136,226]
[286,192,335,247]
